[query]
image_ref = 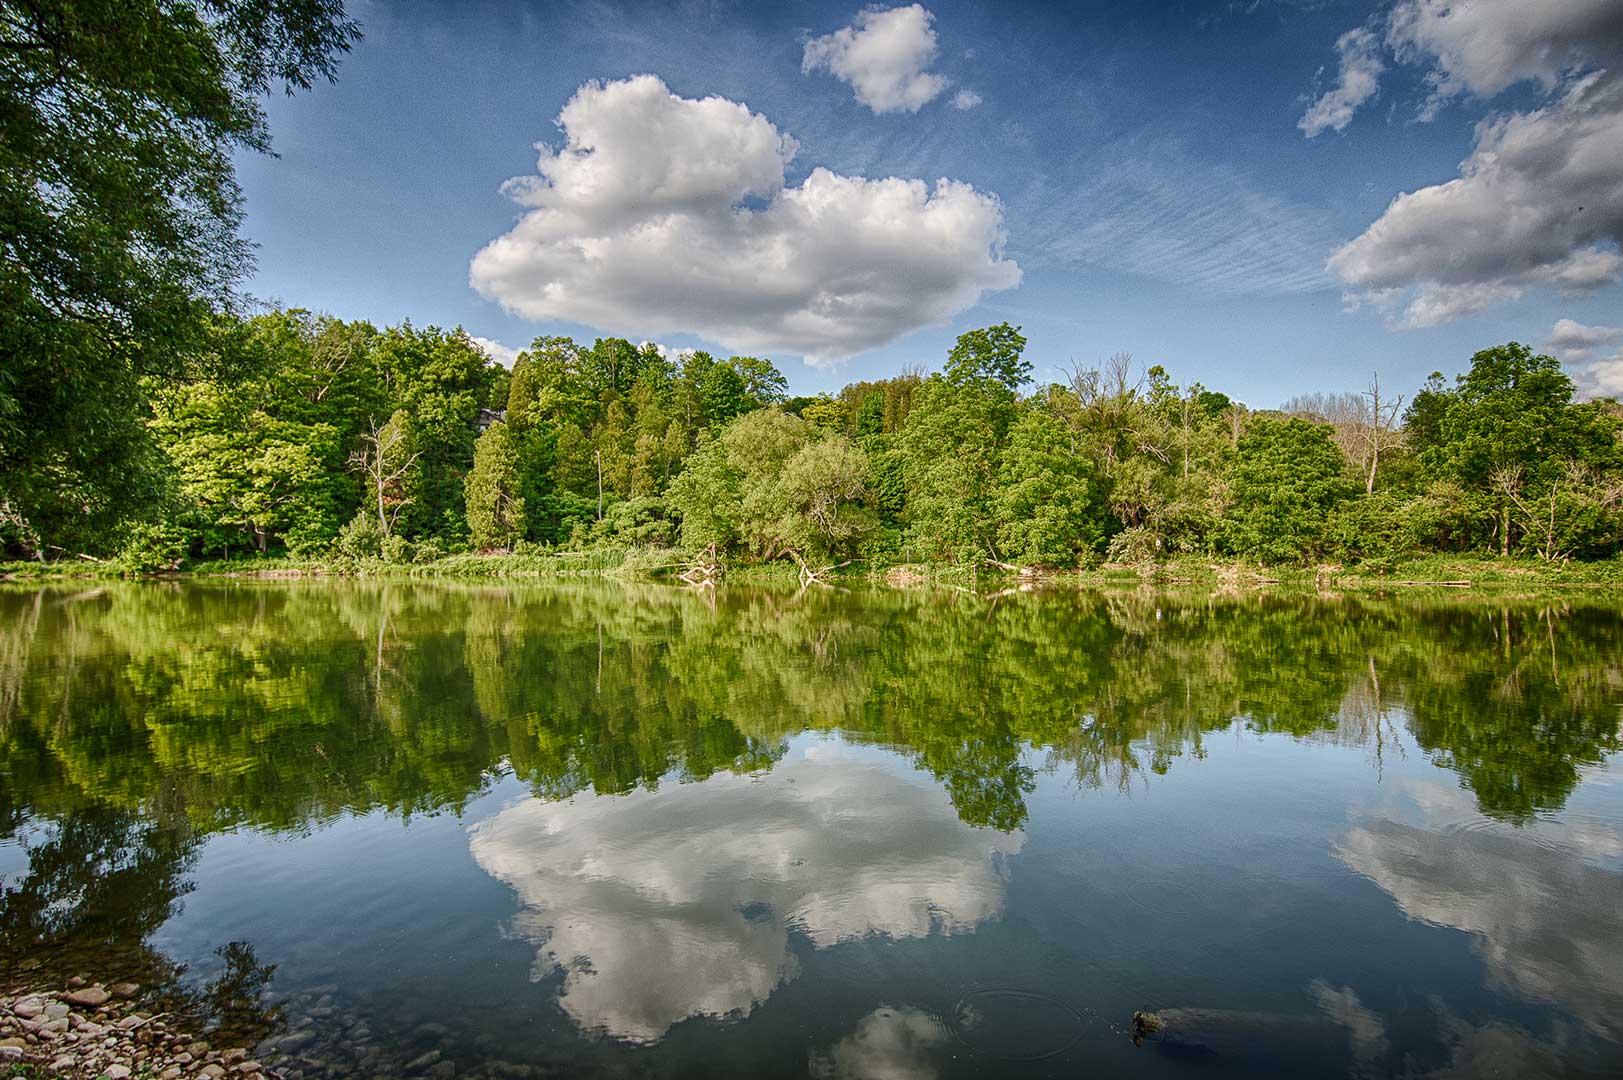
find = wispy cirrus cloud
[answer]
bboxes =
[1017,138,1338,296]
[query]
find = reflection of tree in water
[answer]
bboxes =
[1,583,1619,835]
[0,807,283,1047]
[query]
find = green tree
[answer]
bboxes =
[1416,344,1622,557]
[371,325,500,541]
[465,421,525,550]
[994,411,1108,566]
[0,0,360,556]
[1219,417,1351,563]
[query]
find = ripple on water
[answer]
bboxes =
[949,987,1093,1062]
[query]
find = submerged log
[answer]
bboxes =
[1131,1007,1341,1054]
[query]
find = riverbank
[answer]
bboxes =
[1,981,262,1079]
[4,549,1620,592]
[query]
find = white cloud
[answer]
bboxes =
[470,336,520,368]
[1299,27,1385,137]
[1546,317,1623,362]
[1388,0,1623,107]
[469,75,1019,365]
[467,741,1020,1043]
[1329,72,1623,327]
[803,4,949,114]
[1303,0,1623,133]
[950,88,982,111]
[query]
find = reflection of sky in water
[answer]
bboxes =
[810,1006,946,1080]
[1337,777,1623,1042]
[468,736,1022,1042]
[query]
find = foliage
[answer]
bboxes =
[0,0,360,555]
[465,421,525,550]
[1219,417,1353,563]
[336,511,383,560]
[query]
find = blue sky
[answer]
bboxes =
[235,0,1623,405]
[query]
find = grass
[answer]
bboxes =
[6,548,1622,593]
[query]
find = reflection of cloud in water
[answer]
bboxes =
[810,1006,946,1080]
[468,741,1021,1042]
[1336,782,1623,1041]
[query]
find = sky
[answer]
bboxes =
[234,0,1623,405]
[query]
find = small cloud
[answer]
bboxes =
[950,88,982,110]
[470,336,520,368]
[1546,318,1623,398]
[1546,317,1623,362]
[802,4,949,114]
[1299,26,1384,136]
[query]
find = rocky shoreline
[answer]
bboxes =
[1,980,267,1079]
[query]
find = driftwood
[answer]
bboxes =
[1131,1007,1340,1053]
[677,542,722,586]
[793,555,853,588]
[985,558,1044,578]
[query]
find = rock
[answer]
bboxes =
[162,1069,184,1080]
[425,1062,456,1080]
[175,1051,195,1064]
[415,1023,451,1039]
[44,1002,71,1021]
[200,1065,228,1079]
[110,982,141,999]
[118,1013,145,1029]
[222,1048,249,1064]
[66,975,86,989]
[232,1061,263,1074]
[12,996,46,1019]
[64,985,112,1009]
[0,1047,23,1062]
[404,1049,441,1073]
[104,1065,133,1080]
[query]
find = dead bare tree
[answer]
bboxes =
[1357,374,1405,495]
[350,412,420,536]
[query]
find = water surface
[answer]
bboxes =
[2,581,1620,1077]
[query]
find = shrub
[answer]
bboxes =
[336,512,384,560]
[380,533,413,564]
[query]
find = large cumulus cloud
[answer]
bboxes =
[1304,1,1623,327]
[468,75,1019,365]
[467,741,1021,1043]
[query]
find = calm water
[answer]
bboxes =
[2,581,1621,1078]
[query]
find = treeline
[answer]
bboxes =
[4,314,1622,569]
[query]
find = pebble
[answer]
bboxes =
[109,983,141,999]
[404,1049,442,1073]
[104,1065,132,1080]
[63,986,112,1009]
